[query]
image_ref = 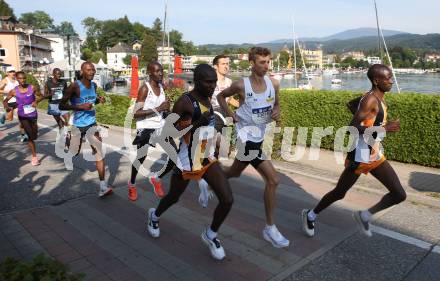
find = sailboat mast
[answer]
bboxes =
[161,0,168,65]
[374,0,382,60]
[292,16,298,88]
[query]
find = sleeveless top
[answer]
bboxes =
[46,79,67,104]
[348,92,388,163]
[136,82,166,129]
[71,80,97,127]
[211,77,232,113]
[177,93,216,172]
[15,85,37,118]
[4,77,19,103]
[235,76,275,143]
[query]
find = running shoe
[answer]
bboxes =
[353,211,372,237]
[263,225,290,248]
[149,177,165,198]
[31,157,40,166]
[198,179,214,208]
[128,182,138,201]
[147,208,160,238]
[301,209,315,237]
[98,186,113,198]
[201,228,225,260]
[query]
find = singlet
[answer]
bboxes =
[136,82,166,129]
[211,77,232,112]
[177,93,216,172]
[4,77,19,103]
[348,92,388,164]
[70,80,97,128]
[235,76,275,143]
[46,79,67,104]
[15,85,37,118]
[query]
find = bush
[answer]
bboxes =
[0,254,84,281]
[278,89,440,168]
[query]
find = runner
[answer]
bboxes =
[59,62,113,198]
[3,71,41,165]
[197,54,239,208]
[301,64,406,237]
[0,67,26,141]
[43,68,70,129]
[129,61,176,201]
[217,47,290,248]
[147,64,233,260]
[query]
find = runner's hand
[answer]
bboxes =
[271,107,280,121]
[31,101,37,108]
[97,96,106,104]
[157,100,170,112]
[384,119,400,132]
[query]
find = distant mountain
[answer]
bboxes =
[198,32,440,54]
[267,28,407,44]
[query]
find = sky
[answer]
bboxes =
[9,0,440,45]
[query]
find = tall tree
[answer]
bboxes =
[0,0,16,20]
[139,34,158,67]
[19,11,54,29]
[82,17,102,51]
[98,16,136,52]
[56,21,77,36]
[151,18,163,43]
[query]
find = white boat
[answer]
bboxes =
[270,73,283,80]
[283,73,295,79]
[331,78,342,84]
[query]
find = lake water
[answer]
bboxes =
[110,73,440,95]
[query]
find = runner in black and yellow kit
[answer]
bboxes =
[301,64,406,237]
[147,64,233,260]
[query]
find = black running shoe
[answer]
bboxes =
[301,209,315,237]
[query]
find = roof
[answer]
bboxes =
[107,42,134,53]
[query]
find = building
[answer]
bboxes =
[367,56,382,65]
[132,40,142,51]
[181,55,216,71]
[341,51,365,61]
[38,30,81,63]
[0,18,53,71]
[157,46,175,67]
[425,53,440,62]
[323,54,337,65]
[301,49,323,69]
[107,42,136,71]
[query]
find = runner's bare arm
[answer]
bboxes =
[217,80,244,121]
[0,79,7,95]
[349,95,378,134]
[59,83,92,111]
[271,78,281,121]
[2,89,15,111]
[133,85,169,119]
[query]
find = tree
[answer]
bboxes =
[90,51,105,64]
[133,22,151,41]
[81,47,93,61]
[279,51,290,68]
[238,60,250,70]
[139,34,158,67]
[97,16,136,52]
[194,60,208,65]
[19,11,54,29]
[123,54,132,66]
[55,21,77,36]
[82,17,102,51]
[0,0,16,20]
[151,18,163,43]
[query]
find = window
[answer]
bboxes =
[0,48,6,57]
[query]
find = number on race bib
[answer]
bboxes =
[23,104,36,114]
[251,106,272,124]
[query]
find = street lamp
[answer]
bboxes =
[39,57,50,80]
[26,29,33,72]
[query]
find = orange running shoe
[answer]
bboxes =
[149,177,165,198]
[128,182,138,201]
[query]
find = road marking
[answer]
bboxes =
[371,225,432,250]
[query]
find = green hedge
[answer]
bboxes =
[279,89,440,168]
[37,84,440,168]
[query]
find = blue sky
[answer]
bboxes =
[10,0,440,44]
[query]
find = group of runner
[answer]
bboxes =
[0,46,406,261]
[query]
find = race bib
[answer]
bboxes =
[52,90,63,100]
[23,104,36,114]
[251,106,272,124]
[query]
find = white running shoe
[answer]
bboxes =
[201,229,225,260]
[263,225,290,248]
[147,208,160,238]
[198,179,214,208]
[98,186,113,198]
[353,211,372,237]
[301,209,315,237]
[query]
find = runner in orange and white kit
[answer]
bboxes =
[301,64,406,238]
[147,64,233,260]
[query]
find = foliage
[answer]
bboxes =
[123,54,132,66]
[55,21,77,36]
[0,0,15,20]
[278,89,440,168]
[194,60,208,65]
[0,254,84,281]
[19,10,54,29]
[139,34,158,67]
[238,60,250,70]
